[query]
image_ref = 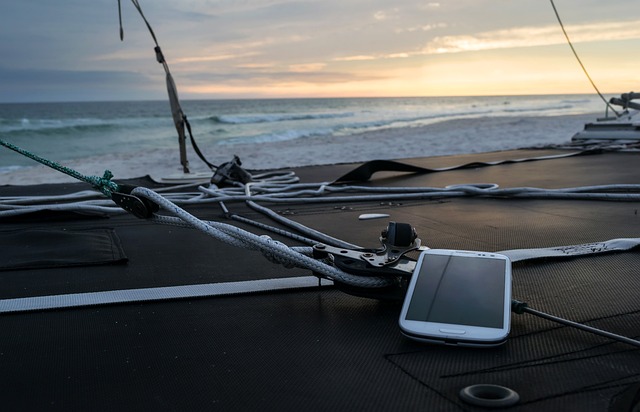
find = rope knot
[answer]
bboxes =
[101,170,114,181]
[90,170,119,197]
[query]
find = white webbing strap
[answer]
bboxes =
[2,237,639,314]
[500,237,640,262]
[0,276,332,314]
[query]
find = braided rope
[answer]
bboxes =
[0,139,119,197]
[132,187,394,288]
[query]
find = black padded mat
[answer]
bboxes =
[390,254,640,411]
[0,228,127,271]
[1,149,639,411]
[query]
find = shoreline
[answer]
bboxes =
[0,113,594,186]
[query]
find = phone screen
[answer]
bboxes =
[405,253,507,329]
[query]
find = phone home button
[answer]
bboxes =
[439,328,466,335]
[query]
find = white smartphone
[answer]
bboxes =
[399,249,512,347]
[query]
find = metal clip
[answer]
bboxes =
[313,222,426,277]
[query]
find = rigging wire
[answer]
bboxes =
[117,0,124,40]
[549,0,620,117]
[120,0,218,173]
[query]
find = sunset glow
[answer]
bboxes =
[1,1,639,102]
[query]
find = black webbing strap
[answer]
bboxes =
[333,159,436,183]
[184,116,217,171]
[332,149,600,183]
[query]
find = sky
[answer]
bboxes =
[1,0,639,102]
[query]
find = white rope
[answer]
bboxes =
[3,167,640,288]
[4,181,640,218]
[131,187,393,288]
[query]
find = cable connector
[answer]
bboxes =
[511,298,640,348]
[511,299,529,314]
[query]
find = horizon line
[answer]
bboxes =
[0,91,615,105]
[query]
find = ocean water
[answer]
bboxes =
[0,95,603,173]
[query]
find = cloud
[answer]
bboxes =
[288,63,327,73]
[331,18,640,67]
[424,20,640,54]
[333,55,377,62]
[333,51,415,62]
[3,0,640,100]
[396,23,448,34]
[173,52,260,64]
[183,69,383,86]
[0,67,160,102]
[373,7,401,22]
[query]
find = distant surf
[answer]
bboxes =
[209,112,353,125]
[0,95,604,178]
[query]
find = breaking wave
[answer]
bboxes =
[209,112,354,125]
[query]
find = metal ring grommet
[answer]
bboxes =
[459,384,520,408]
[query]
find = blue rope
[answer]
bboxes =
[0,139,120,197]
